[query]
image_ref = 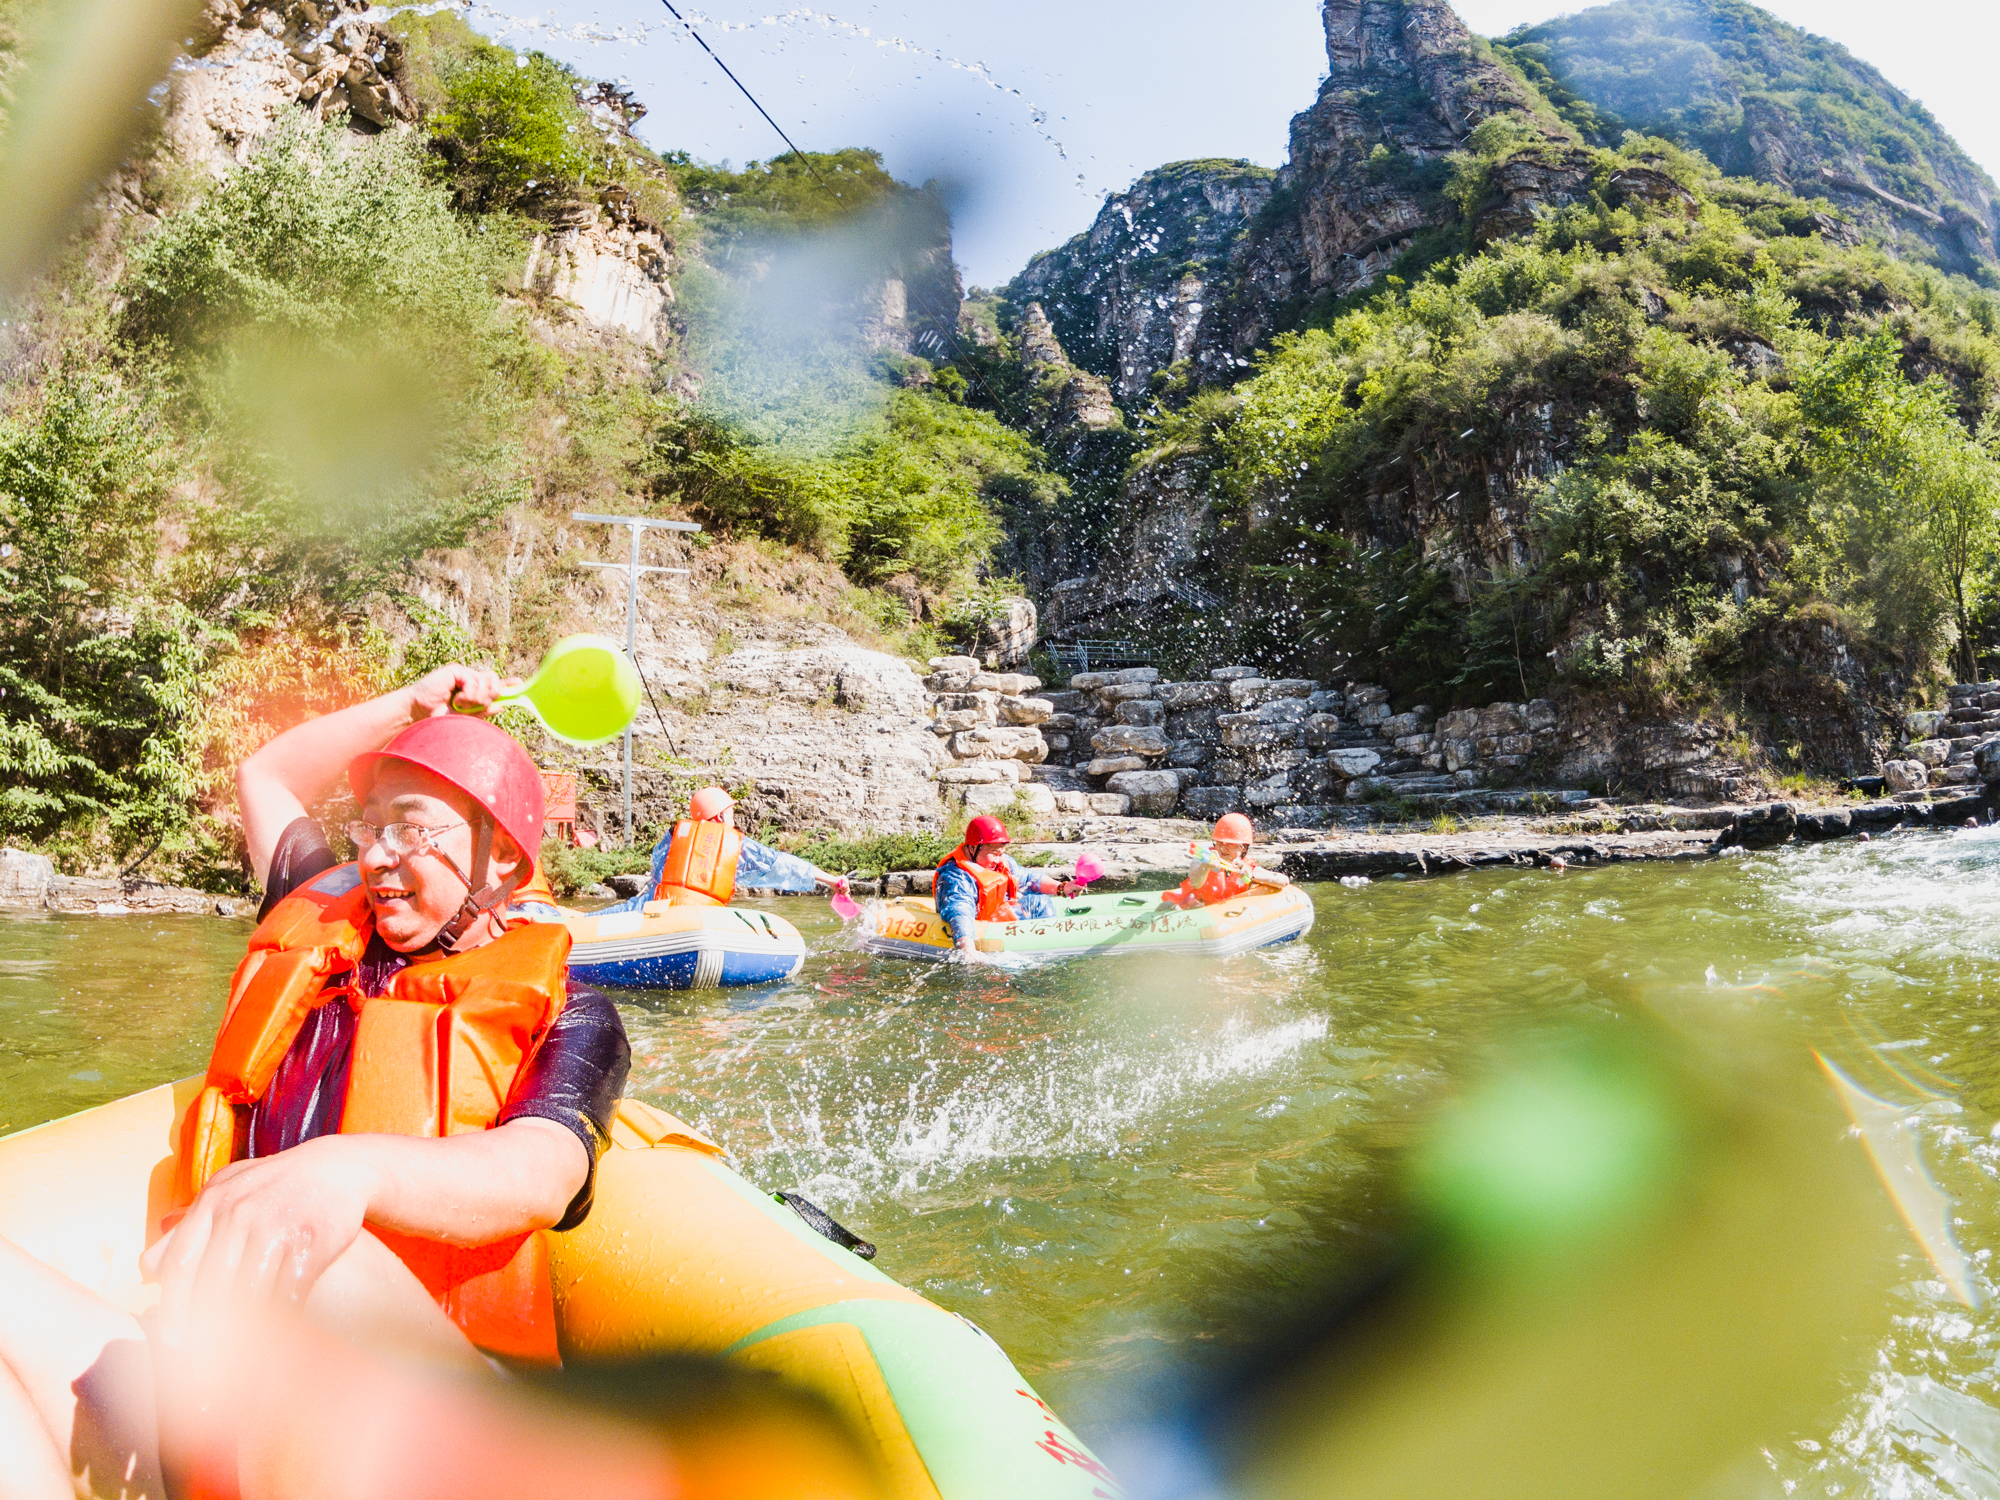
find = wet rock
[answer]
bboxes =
[1324,748,1382,779]
[1305,714,1347,750]
[1714,802,1799,850]
[0,848,53,907]
[1255,698,1312,725]
[1086,755,1149,777]
[1115,699,1167,727]
[1884,759,1930,793]
[1091,725,1170,757]
[998,695,1055,726]
[1245,772,1297,808]
[1211,665,1258,681]
[1106,769,1182,815]
[1096,681,1159,706]
[1181,786,1244,819]
[1218,714,1302,750]
[1354,701,1392,728]
[1975,738,2000,781]
[1794,809,1852,842]
[1228,677,1316,707]
[936,764,1012,785]
[1156,680,1228,709]
[1166,708,1221,742]
[950,726,1049,763]
[1168,740,1213,768]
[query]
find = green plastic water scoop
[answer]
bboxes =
[458,634,641,745]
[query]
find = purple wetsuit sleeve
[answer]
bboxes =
[497,982,631,1230]
[258,817,341,920]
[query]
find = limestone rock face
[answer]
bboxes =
[1209,0,1591,361]
[165,0,418,170]
[671,643,948,834]
[523,216,675,350]
[1011,161,1278,400]
[713,646,928,716]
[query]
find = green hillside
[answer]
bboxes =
[1498,0,1999,279]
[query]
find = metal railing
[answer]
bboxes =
[1047,639,1153,672]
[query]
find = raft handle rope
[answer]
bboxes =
[775,1191,877,1260]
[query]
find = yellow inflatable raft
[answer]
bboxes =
[0,1083,1116,1500]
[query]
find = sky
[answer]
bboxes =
[484,0,2000,288]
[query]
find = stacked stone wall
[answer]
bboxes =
[1011,663,1603,821]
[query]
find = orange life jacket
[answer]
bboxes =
[652,819,742,907]
[175,864,571,1364]
[1163,844,1255,909]
[939,848,1020,922]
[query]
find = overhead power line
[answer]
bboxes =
[652,0,1028,427]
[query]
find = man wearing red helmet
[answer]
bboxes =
[0,664,630,1492]
[934,814,1085,962]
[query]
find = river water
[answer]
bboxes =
[7,831,2000,1496]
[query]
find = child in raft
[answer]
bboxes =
[1162,812,1291,907]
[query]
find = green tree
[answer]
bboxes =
[425,50,602,213]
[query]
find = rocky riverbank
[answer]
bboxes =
[0,850,252,917]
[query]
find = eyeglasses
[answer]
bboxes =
[346,820,466,859]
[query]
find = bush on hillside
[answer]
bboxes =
[122,115,525,612]
[1145,155,2000,708]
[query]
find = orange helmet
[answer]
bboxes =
[964,814,1011,848]
[688,786,735,821]
[1213,812,1254,844]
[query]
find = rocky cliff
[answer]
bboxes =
[1010,160,1275,400]
[1007,1,1595,399]
[1217,0,1591,353]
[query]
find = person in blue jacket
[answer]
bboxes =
[600,786,836,913]
[934,814,1082,962]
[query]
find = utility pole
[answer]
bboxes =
[573,511,701,845]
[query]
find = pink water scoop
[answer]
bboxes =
[829,876,862,921]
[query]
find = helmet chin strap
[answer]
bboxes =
[427,816,529,954]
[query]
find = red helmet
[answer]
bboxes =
[1213,812,1254,843]
[688,785,735,821]
[964,813,1010,848]
[349,715,545,857]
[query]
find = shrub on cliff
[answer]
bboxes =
[122,115,525,612]
[1140,155,2000,708]
[655,388,1055,595]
